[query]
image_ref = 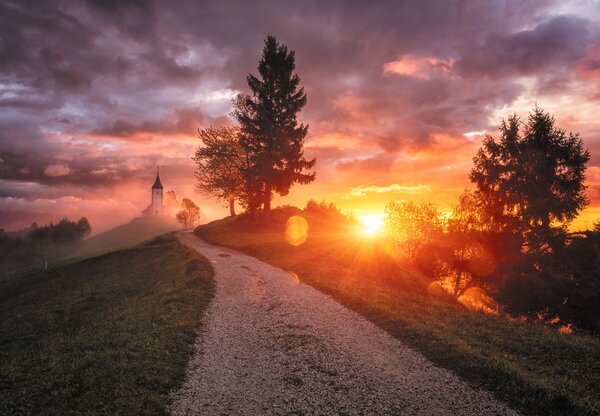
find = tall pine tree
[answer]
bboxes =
[233,36,315,218]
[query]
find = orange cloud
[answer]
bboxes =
[383,54,454,79]
[346,183,430,197]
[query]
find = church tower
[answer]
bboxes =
[151,166,163,215]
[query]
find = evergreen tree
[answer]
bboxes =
[470,107,590,252]
[233,35,315,219]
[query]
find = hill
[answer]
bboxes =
[77,215,180,256]
[0,234,214,414]
[199,205,431,293]
[196,206,600,416]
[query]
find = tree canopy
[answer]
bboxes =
[29,217,91,245]
[384,201,444,260]
[470,107,590,252]
[233,35,315,218]
[176,198,201,230]
[193,126,245,216]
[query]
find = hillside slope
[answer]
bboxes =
[1,234,214,415]
[78,215,180,256]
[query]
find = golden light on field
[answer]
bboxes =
[359,214,384,235]
[458,287,500,315]
[285,215,308,246]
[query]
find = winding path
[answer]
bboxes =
[170,232,520,415]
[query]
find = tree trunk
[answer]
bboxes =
[454,271,462,297]
[229,193,236,216]
[263,182,272,220]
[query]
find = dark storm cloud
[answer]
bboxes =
[92,106,229,138]
[84,0,157,40]
[456,15,592,78]
[1,0,587,145]
[0,1,96,92]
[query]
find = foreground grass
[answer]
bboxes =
[0,234,214,415]
[198,213,600,416]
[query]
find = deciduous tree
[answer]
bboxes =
[384,201,444,260]
[443,192,496,296]
[193,127,244,216]
[176,198,201,230]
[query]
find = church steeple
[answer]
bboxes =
[149,166,164,216]
[152,166,163,189]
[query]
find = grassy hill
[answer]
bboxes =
[0,234,214,415]
[196,207,600,416]
[77,215,180,256]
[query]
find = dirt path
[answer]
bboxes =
[170,232,520,415]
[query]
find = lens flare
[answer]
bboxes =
[285,215,308,246]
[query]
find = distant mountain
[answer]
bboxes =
[77,216,180,256]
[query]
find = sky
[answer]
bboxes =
[1,0,600,234]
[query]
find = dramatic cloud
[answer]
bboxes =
[456,15,592,78]
[1,0,599,232]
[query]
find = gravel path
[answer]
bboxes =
[170,232,520,416]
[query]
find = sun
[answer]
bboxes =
[359,214,384,235]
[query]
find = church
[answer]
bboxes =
[151,167,163,215]
[144,167,163,216]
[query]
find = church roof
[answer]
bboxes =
[152,171,163,189]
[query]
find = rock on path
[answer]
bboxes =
[170,232,520,416]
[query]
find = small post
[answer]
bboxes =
[45,260,48,271]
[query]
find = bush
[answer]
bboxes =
[497,230,600,332]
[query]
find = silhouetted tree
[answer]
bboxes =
[1,217,91,274]
[470,107,590,253]
[176,198,201,230]
[233,35,315,219]
[442,191,497,296]
[76,217,92,239]
[29,217,91,245]
[193,127,245,216]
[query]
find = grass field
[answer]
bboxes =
[0,234,214,415]
[197,211,600,416]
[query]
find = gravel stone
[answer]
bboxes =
[170,232,521,416]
